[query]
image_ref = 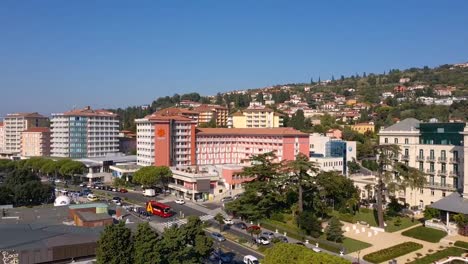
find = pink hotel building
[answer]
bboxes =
[136,114,309,199]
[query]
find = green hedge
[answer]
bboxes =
[454,240,468,250]
[363,242,423,263]
[401,226,447,243]
[408,247,466,264]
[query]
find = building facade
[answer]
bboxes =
[351,123,375,134]
[51,106,119,158]
[136,114,309,167]
[0,122,5,152]
[378,118,467,208]
[231,108,283,128]
[193,104,228,127]
[3,113,49,154]
[20,127,51,157]
[309,133,357,175]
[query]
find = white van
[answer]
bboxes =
[243,255,259,264]
[143,189,156,197]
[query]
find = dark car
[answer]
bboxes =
[296,242,305,246]
[221,196,233,202]
[234,222,248,229]
[276,236,288,243]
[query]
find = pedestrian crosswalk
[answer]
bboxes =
[200,214,214,221]
[154,214,214,230]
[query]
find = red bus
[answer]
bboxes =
[146,201,173,218]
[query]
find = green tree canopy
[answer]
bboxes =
[133,222,161,264]
[133,166,172,187]
[96,221,133,264]
[325,217,344,243]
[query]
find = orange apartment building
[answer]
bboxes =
[193,104,229,127]
[20,127,51,157]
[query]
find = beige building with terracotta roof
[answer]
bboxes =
[193,104,228,127]
[231,108,283,128]
[51,106,119,158]
[21,127,51,157]
[3,112,49,154]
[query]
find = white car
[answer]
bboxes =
[223,218,234,225]
[54,179,62,183]
[244,255,259,264]
[261,231,275,239]
[255,236,270,245]
[175,199,185,205]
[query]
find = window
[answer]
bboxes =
[394,138,398,144]
[430,150,434,159]
[441,150,446,158]
[430,162,434,172]
[384,138,388,143]
[441,163,446,173]
[419,149,424,158]
[404,149,409,156]
[419,162,424,171]
[404,138,409,144]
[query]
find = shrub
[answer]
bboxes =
[423,207,440,220]
[407,247,466,264]
[402,226,447,243]
[296,212,322,238]
[363,242,423,263]
[338,213,355,223]
[270,212,285,223]
[394,217,402,226]
[454,240,468,249]
[238,238,248,244]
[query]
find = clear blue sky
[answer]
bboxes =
[1,0,467,115]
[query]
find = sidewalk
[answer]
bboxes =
[343,222,451,263]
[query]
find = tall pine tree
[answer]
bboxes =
[133,222,161,264]
[96,221,133,264]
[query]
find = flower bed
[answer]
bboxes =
[363,242,423,263]
[408,247,466,264]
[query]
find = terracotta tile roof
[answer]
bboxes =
[0,122,3,127]
[23,127,50,133]
[146,114,194,122]
[231,111,244,117]
[6,112,47,118]
[194,104,227,112]
[196,127,308,136]
[63,106,117,117]
[154,107,199,116]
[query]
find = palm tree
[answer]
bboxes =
[286,153,319,213]
[373,144,400,228]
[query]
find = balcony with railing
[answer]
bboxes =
[449,157,460,164]
[437,170,447,176]
[416,156,425,161]
[401,155,410,161]
[426,156,436,162]
[449,171,459,177]
[424,182,457,191]
[426,169,435,175]
[438,157,447,163]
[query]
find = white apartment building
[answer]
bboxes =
[51,106,119,158]
[0,122,5,152]
[136,118,155,166]
[309,133,357,176]
[3,113,49,154]
[378,118,467,208]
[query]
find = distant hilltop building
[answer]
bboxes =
[399,77,411,84]
[51,106,120,158]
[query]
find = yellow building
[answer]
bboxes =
[346,99,357,106]
[232,108,283,128]
[351,123,375,134]
[194,104,228,127]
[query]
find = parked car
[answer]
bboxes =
[247,225,261,231]
[54,179,62,183]
[255,236,270,245]
[210,232,226,242]
[112,188,117,192]
[223,218,234,225]
[234,222,248,229]
[112,197,121,203]
[175,199,185,205]
[79,182,87,187]
[243,255,259,264]
[211,250,234,263]
[119,188,128,193]
[233,193,242,200]
[221,196,233,202]
[261,231,275,239]
[87,194,98,201]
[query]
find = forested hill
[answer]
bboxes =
[112,63,468,131]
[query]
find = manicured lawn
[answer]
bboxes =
[402,226,447,243]
[262,218,371,254]
[363,242,423,263]
[343,237,372,253]
[408,247,467,264]
[454,240,468,250]
[332,209,419,232]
